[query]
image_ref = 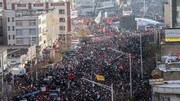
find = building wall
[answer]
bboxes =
[164,1,172,27]
[161,44,180,56]
[152,93,180,101]
[3,1,71,46]
[163,72,180,80]
[38,2,71,49]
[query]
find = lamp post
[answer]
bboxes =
[108,48,132,99]
[143,0,146,17]
[131,34,143,79]
[139,34,143,79]
[129,53,132,98]
[81,78,114,101]
[0,54,4,101]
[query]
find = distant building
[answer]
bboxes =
[38,2,71,50]
[164,0,180,28]
[2,1,71,46]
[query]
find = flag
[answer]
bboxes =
[119,64,125,70]
[95,11,102,24]
[68,73,76,79]
[104,12,108,18]
[106,18,112,24]
[41,87,49,92]
[176,52,180,58]
[82,19,88,25]
[96,74,105,81]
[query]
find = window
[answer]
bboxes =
[8,17,10,22]
[38,19,41,24]
[8,26,10,31]
[13,35,15,39]
[59,18,65,22]
[16,20,22,26]
[39,27,41,33]
[59,26,65,31]
[29,20,36,26]
[33,3,43,7]
[59,9,65,14]
[31,37,36,44]
[0,2,2,7]
[15,13,21,17]
[41,19,45,24]
[12,17,14,22]
[8,35,11,40]
[16,38,23,44]
[39,36,42,42]
[12,26,15,31]
[16,29,23,36]
[29,29,36,35]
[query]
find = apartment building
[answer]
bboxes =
[38,2,71,49]
[2,1,71,46]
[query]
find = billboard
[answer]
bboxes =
[165,29,180,42]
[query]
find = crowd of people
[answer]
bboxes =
[9,30,156,101]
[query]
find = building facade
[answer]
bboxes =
[38,2,71,49]
[2,1,71,46]
[164,0,180,28]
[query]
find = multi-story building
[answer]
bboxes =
[38,2,71,49]
[2,1,71,46]
[164,0,180,28]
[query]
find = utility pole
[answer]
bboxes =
[140,34,143,79]
[129,53,132,99]
[0,54,4,101]
[143,0,146,17]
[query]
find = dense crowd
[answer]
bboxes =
[9,30,156,101]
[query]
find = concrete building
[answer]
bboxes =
[164,0,180,28]
[2,1,71,46]
[150,55,180,101]
[38,2,71,49]
[151,80,180,101]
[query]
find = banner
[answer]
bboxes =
[165,29,180,42]
[95,11,102,24]
[96,74,105,81]
[71,10,78,19]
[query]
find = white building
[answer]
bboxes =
[151,80,180,101]
[38,2,71,49]
[2,1,71,46]
[164,0,180,28]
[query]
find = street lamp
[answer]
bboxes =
[81,78,114,101]
[143,0,146,17]
[131,34,143,79]
[0,54,4,101]
[139,34,143,79]
[108,48,132,99]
